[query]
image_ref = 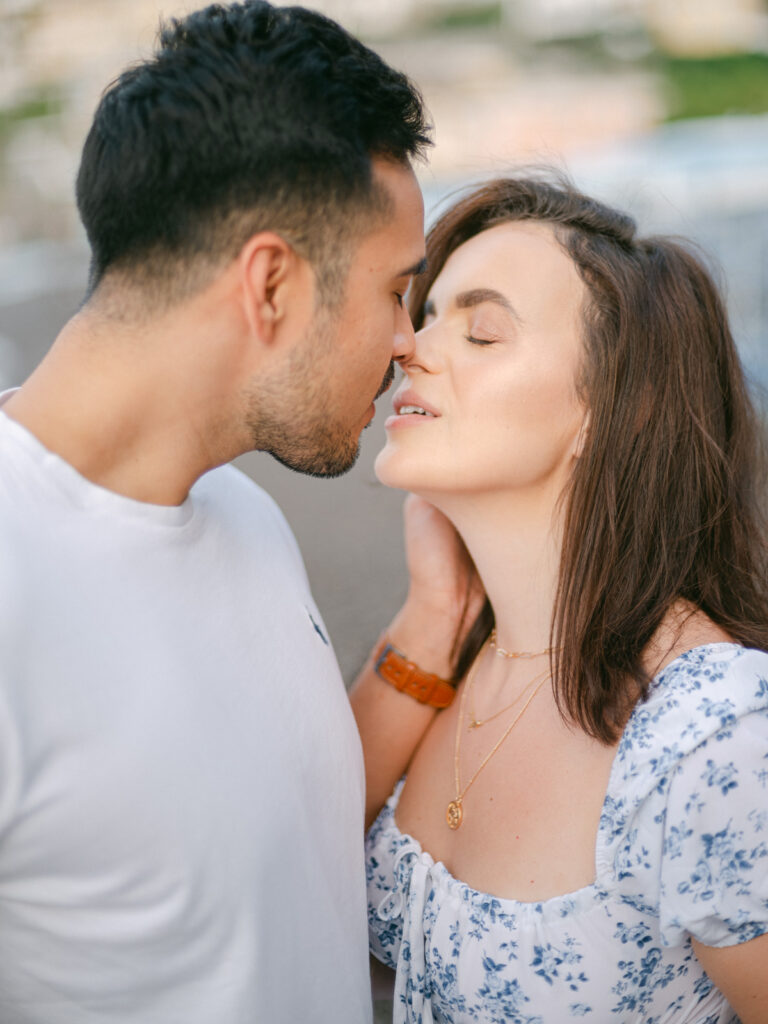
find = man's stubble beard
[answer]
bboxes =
[244,310,395,479]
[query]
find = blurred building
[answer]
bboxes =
[512,0,768,54]
[647,0,768,56]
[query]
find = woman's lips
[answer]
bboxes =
[392,389,440,417]
[386,390,440,429]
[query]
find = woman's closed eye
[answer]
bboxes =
[464,306,513,347]
[465,334,497,347]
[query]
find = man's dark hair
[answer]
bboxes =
[76,1,431,307]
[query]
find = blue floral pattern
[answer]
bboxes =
[366,644,768,1022]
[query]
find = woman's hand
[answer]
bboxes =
[350,495,485,828]
[397,494,485,676]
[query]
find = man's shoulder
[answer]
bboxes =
[194,463,284,521]
[194,463,303,561]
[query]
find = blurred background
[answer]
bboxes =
[1,0,768,687]
[2,3,767,1015]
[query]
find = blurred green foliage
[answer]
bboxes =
[0,88,63,145]
[660,53,768,121]
[422,1,502,31]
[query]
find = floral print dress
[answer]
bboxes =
[366,644,768,1023]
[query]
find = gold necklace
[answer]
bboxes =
[467,663,550,730]
[446,641,549,830]
[489,628,557,661]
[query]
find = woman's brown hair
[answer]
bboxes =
[409,175,768,743]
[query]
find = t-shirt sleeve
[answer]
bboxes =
[0,680,21,839]
[659,707,768,948]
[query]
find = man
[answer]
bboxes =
[0,3,432,1020]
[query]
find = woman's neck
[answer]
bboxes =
[434,487,564,656]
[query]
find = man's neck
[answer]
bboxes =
[3,309,238,506]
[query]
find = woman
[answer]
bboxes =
[351,177,768,1022]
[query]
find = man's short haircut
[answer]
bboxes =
[76,1,431,308]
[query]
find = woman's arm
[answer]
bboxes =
[350,496,483,828]
[692,933,768,1023]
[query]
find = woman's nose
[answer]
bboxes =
[395,318,441,373]
[392,303,417,364]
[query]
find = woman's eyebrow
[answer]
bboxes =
[455,287,523,323]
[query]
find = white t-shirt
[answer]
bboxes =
[0,400,372,1024]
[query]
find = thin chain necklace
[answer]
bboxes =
[467,663,551,730]
[489,628,558,660]
[446,640,549,830]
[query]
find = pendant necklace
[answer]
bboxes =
[446,638,549,830]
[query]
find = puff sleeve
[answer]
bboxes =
[659,705,768,949]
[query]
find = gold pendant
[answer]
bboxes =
[446,799,463,829]
[468,719,480,729]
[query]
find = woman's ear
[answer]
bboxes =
[237,232,296,344]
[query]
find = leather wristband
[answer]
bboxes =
[373,637,455,709]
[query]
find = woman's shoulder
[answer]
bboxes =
[643,642,767,729]
[598,644,768,922]
[649,646,768,948]
[603,644,768,831]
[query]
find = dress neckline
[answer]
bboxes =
[385,642,745,915]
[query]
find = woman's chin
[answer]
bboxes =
[374,446,419,491]
[375,445,458,499]
[373,448,398,488]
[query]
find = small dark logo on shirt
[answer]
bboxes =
[306,607,329,645]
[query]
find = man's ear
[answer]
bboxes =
[237,232,298,344]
